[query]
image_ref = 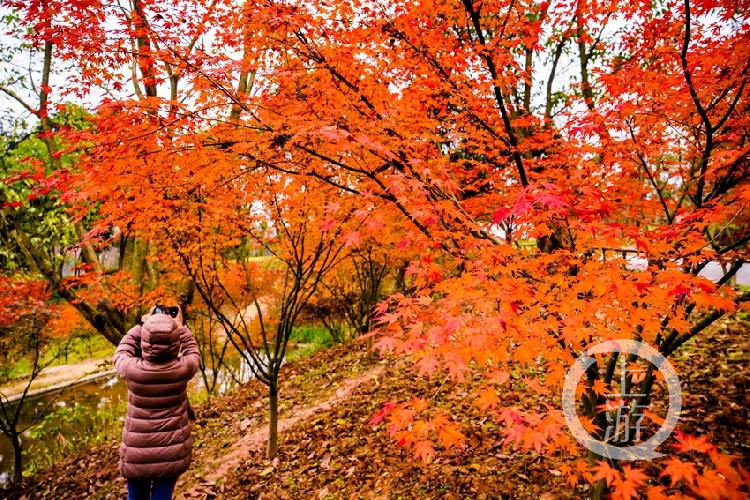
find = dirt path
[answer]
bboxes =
[181,364,384,498]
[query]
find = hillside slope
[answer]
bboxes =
[2,319,747,499]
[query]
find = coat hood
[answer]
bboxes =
[141,313,181,363]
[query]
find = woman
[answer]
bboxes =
[113,305,199,500]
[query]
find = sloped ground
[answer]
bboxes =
[182,365,384,498]
[212,318,750,499]
[1,341,381,499]
[1,318,747,499]
[216,362,573,499]
[668,317,749,457]
[214,356,578,498]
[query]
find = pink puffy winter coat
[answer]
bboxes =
[113,314,200,479]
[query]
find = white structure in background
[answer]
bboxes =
[624,255,748,286]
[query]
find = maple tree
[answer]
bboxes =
[171,176,360,458]
[0,9,193,346]
[1,0,748,497]
[0,275,57,481]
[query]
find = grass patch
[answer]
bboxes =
[5,333,115,381]
[290,324,332,346]
[286,324,332,362]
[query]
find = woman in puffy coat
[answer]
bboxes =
[113,306,199,500]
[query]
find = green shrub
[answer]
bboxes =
[24,398,125,475]
[289,325,331,347]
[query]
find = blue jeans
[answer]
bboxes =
[127,477,178,500]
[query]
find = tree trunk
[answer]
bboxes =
[11,432,22,482]
[586,449,606,500]
[589,477,606,500]
[267,382,279,459]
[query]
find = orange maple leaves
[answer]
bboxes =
[369,398,466,463]
[582,432,750,500]
[6,0,748,495]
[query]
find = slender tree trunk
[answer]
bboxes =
[581,358,606,500]
[11,432,22,482]
[267,382,279,459]
[523,47,532,114]
[588,473,606,500]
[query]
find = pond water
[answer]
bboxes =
[0,356,257,485]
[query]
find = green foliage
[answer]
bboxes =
[4,332,113,381]
[290,324,331,346]
[0,104,92,271]
[24,398,125,475]
[286,324,331,362]
[0,138,72,272]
